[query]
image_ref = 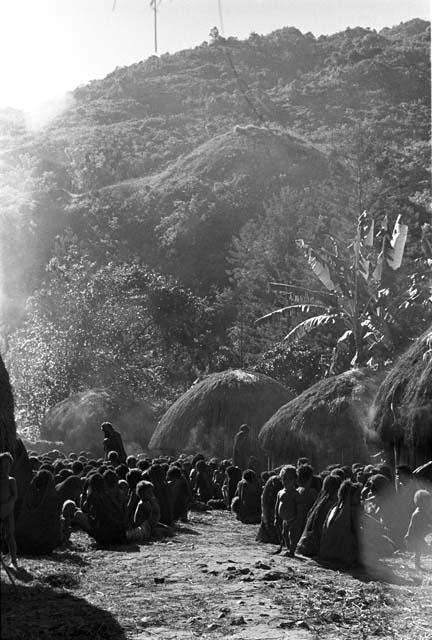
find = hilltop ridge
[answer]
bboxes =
[1,17,430,432]
[1,17,429,302]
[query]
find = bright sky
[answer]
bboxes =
[0,0,430,113]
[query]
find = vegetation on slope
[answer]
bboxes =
[0,19,430,432]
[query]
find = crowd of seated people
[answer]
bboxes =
[256,459,432,569]
[1,445,432,573]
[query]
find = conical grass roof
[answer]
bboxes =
[1,355,33,523]
[41,388,155,456]
[149,369,294,458]
[0,354,17,453]
[372,327,432,467]
[259,369,375,469]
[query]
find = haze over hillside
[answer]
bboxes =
[0,19,430,430]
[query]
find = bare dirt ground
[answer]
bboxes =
[1,511,431,640]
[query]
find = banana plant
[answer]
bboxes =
[256,212,409,367]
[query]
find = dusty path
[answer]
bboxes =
[1,511,431,640]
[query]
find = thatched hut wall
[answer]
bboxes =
[372,328,432,468]
[149,370,294,459]
[259,369,375,469]
[41,389,156,456]
[0,353,17,453]
[0,354,32,524]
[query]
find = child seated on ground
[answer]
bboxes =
[404,489,432,570]
[127,480,173,543]
[0,452,18,569]
[127,480,154,543]
[60,499,78,545]
[274,464,298,556]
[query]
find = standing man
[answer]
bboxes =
[232,424,251,471]
[101,422,127,464]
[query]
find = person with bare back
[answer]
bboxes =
[0,451,19,569]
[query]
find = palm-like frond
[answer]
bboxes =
[283,313,340,342]
[255,304,331,325]
[337,329,353,344]
[360,317,389,349]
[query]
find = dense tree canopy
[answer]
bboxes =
[0,19,430,433]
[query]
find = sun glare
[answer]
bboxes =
[0,1,82,117]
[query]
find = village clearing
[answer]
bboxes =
[1,511,431,640]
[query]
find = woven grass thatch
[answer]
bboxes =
[259,369,376,469]
[149,369,294,458]
[41,389,156,456]
[372,327,432,467]
[0,353,17,453]
[0,354,33,525]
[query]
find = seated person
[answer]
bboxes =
[103,469,123,505]
[319,480,361,567]
[125,469,143,528]
[231,469,261,524]
[256,473,283,544]
[167,465,192,521]
[107,450,120,468]
[363,473,398,545]
[15,469,62,555]
[60,499,78,545]
[126,455,137,469]
[404,489,432,570]
[55,475,83,506]
[118,479,130,506]
[222,466,242,509]
[127,481,173,543]
[126,481,154,543]
[79,473,126,545]
[290,464,319,554]
[149,464,173,527]
[297,474,341,557]
[193,460,214,503]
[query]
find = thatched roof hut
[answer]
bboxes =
[259,369,375,469]
[0,354,32,523]
[41,389,156,456]
[0,353,16,453]
[149,369,294,458]
[372,328,432,468]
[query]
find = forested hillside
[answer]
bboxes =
[0,19,430,434]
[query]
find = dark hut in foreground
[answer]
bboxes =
[0,354,33,547]
[149,370,294,458]
[372,328,432,468]
[0,353,16,453]
[259,369,375,469]
[41,389,155,456]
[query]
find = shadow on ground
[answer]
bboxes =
[0,581,126,640]
[313,557,423,586]
[42,549,90,566]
